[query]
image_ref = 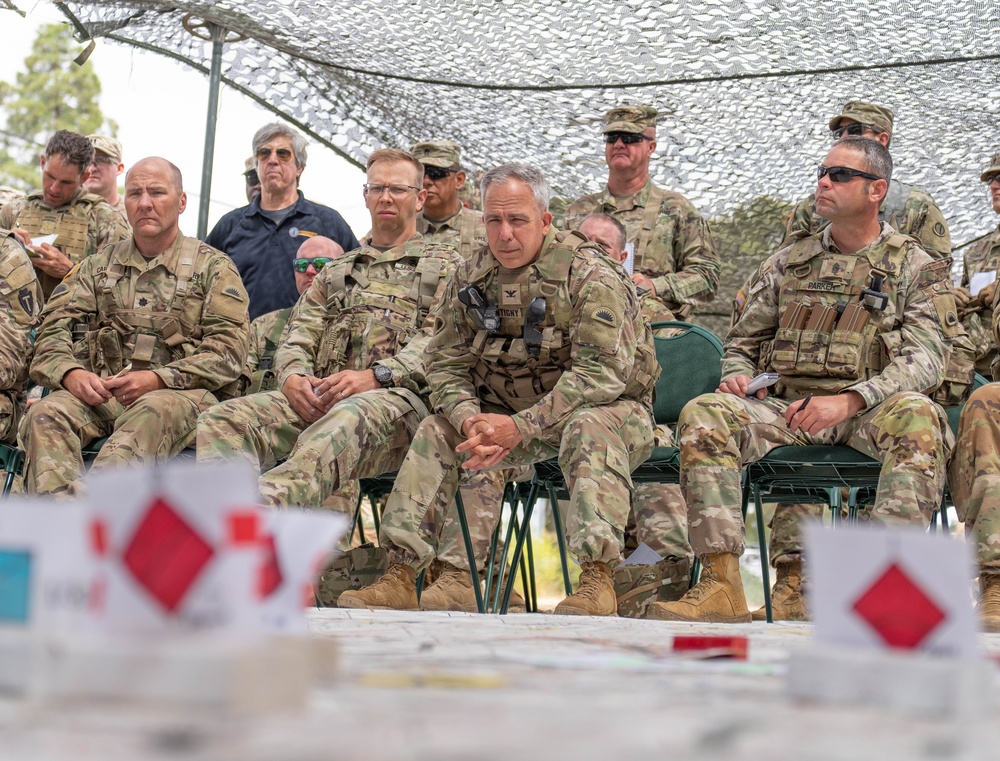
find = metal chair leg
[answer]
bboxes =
[502,480,539,613]
[453,489,486,614]
[546,482,572,597]
[754,482,772,623]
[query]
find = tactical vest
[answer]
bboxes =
[761,233,972,404]
[313,247,446,377]
[467,232,658,411]
[74,237,244,399]
[17,194,103,298]
[634,184,667,268]
[247,307,292,394]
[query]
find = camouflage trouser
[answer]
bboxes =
[679,391,950,557]
[0,392,16,445]
[380,400,655,570]
[631,423,692,562]
[196,388,506,566]
[20,388,216,498]
[434,466,514,572]
[949,383,1000,573]
[767,502,825,565]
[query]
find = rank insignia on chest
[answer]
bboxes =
[819,257,856,281]
[39,220,56,234]
[137,297,148,307]
[501,285,522,305]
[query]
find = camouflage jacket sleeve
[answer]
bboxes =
[778,195,817,249]
[426,273,483,432]
[721,255,780,380]
[648,198,720,309]
[29,256,102,388]
[906,193,951,259]
[246,312,270,373]
[512,260,640,441]
[91,203,132,257]
[274,274,329,386]
[844,255,948,409]
[0,200,25,232]
[0,237,42,390]
[152,255,249,390]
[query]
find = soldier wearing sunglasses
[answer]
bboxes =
[651,137,958,625]
[410,140,486,260]
[206,123,359,321]
[564,104,720,324]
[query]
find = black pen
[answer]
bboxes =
[799,394,813,412]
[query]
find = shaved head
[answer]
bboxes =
[126,157,183,192]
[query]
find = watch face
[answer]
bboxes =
[375,365,392,386]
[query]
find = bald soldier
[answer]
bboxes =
[339,163,659,616]
[752,100,957,619]
[0,230,42,444]
[411,140,486,260]
[577,212,693,616]
[0,130,130,300]
[650,138,955,624]
[564,105,720,323]
[20,157,249,497]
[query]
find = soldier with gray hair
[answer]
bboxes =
[339,162,660,616]
[206,122,359,320]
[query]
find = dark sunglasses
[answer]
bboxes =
[293,257,333,273]
[817,165,882,183]
[831,122,885,140]
[256,146,294,163]
[604,132,653,145]
[424,166,457,181]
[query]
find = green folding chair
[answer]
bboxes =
[0,443,25,498]
[486,320,725,614]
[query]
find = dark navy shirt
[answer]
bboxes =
[206,192,359,320]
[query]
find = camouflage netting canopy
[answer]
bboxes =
[16,0,1000,249]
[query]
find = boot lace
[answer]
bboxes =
[680,566,721,603]
[573,563,609,602]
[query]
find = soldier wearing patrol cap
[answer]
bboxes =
[564,104,720,324]
[650,137,958,625]
[410,140,486,260]
[757,100,958,620]
[955,152,1000,376]
[782,100,951,259]
[243,156,261,204]
[339,162,660,616]
[0,130,130,301]
[85,134,126,215]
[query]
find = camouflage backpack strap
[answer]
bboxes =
[158,235,204,352]
[99,239,135,313]
[634,183,667,267]
[538,233,581,329]
[411,246,447,313]
[459,210,476,256]
[868,232,912,279]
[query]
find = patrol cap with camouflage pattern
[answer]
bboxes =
[243,156,256,175]
[87,134,122,163]
[409,140,462,168]
[828,100,894,135]
[602,105,658,135]
[980,152,1000,182]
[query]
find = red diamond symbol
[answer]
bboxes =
[258,533,283,599]
[122,497,214,613]
[852,562,946,649]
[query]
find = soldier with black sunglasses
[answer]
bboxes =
[410,140,486,261]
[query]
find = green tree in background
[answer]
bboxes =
[0,23,115,190]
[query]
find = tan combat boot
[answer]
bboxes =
[553,561,617,616]
[751,559,808,621]
[979,574,1000,633]
[647,552,751,623]
[337,564,418,610]
[418,563,526,613]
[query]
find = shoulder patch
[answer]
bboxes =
[593,307,616,325]
[223,285,245,301]
[17,287,35,316]
[933,222,947,237]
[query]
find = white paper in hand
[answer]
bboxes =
[969,270,997,297]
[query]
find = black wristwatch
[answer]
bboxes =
[373,364,393,388]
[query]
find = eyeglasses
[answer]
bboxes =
[293,257,334,273]
[363,183,422,197]
[604,132,653,145]
[424,166,457,181]
[256,147,295,163]
[817,165,883,183]
[831,122,885,140]
[91,156,117,166]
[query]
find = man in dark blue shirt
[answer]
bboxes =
[207,123,359,319]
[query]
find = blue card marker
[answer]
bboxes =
[0,548,32,624]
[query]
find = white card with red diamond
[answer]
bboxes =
[804,523,978,658]
[85,461,265,635]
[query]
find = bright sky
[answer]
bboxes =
[0,2,370,237]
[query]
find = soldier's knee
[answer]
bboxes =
[966,382,1000,411]
[879,392,945,439]
[678,392,737,432]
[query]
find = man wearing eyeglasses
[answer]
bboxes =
[564,105,720,323]
[649,137,955,624]
[84,135,126,216]
[0,130,130,301]
[206,123,359,321]
[410,140,486,260]
[782,101,951,259]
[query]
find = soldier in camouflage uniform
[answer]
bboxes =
[949,276,1000,631]
[0,130,130,301]
[20,158,249,498]
[0,230,42,444]
[649,138,955,624]
[85,135,126,216]
[0,188,23,208]
[759,101,956,618]
[339,163,659,616]
[577,212,692,616]
[955,153,1000,376]
[411,140,486,260]
[563,105,720,323]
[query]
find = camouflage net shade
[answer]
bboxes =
[21,0,1000,248]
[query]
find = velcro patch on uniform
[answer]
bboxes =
[592,307,616,325]
[17,287,34,316]
[501,285,522,305]
[819,256,856,280]
[223,286,245,301]
[211,281,249,321]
